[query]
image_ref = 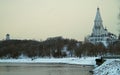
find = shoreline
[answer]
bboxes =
[0,57,97,66]
[0,63,94,67]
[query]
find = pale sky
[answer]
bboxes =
[0,0,120,41]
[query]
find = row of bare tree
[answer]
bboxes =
[0,36,120,58]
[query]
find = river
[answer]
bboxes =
[0,63,93,75]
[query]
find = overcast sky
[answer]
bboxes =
[0,0,120,41]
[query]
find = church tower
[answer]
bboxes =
[92,8,105,36]
[85,8,117,47]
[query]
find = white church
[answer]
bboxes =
[85,8,117,47]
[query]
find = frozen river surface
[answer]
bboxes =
[0,63,93,75]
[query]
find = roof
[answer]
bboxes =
[94,8,102,22]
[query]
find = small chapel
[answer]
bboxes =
[85,8,117,47]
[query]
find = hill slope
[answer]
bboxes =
[94,59,120,75]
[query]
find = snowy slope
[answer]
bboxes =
[0,57,97,65]
[93,59,120,75]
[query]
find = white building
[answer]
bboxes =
[6,34,10,40]
[85,8,117,47]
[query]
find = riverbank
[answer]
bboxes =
[0,57,98,65]
[0,57,96,75]
[0,63,94,68]
[93,59,120,75]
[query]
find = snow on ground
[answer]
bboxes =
[93,59,120,75]
[0,57,98,65]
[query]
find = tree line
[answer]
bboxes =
[0,36,120,58]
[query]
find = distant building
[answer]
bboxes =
[6,34,10,40]
[85,8,117,47]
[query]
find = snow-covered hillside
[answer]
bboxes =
[93,59,120,75]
